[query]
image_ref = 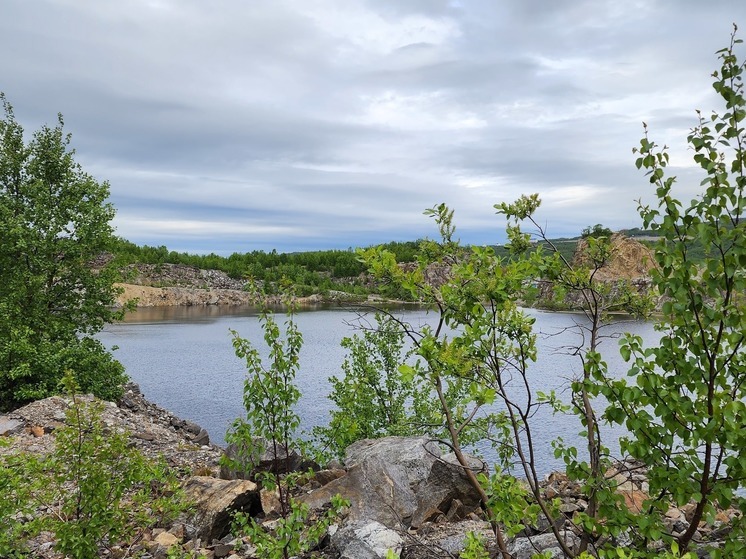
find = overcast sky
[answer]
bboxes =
[2,1,743,254]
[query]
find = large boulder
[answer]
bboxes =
[182,476,261,542]
[300,436,482,531]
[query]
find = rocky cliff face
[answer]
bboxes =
[538,234,659,310]
[571,233,657,282]
[113,264,256,308]
[114,283,259,307]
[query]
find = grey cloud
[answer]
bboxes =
[1,0,741,253]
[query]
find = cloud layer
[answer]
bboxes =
[2,0,741,253]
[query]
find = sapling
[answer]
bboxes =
[225,303,346,559]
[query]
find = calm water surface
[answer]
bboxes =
[98,305,657,475]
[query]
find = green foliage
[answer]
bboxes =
[581,541,697,559]
[0,439,44,557]
[481,469,541,538]
[459,531,491,559]
[225,309,303,485]
[360,204,549,558]
[314,313,435,460]
[0,372,185,558]
[225,306,346,559]
[166,547,208,559]
[109,237,426,298]
[501,191,656,554]
[232,493,347,559]
[42,373,185,559]
[0,94,126,411]
[602,27,746,552]
[581,223,614,239]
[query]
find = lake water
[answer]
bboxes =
[98,305,657,476]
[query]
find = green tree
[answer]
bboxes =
[45,374,184,559]
[603,26,746,555]
[321,27,746,559]
[499,195,654,554]
[314,313,435,460]
[581,223,613,239]
[359,204,542,559]
[0,95,126,410]
[0,372,185,558]
[224,300,345,559]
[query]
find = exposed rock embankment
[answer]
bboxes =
[114,283,258,307]
[571,233,657,281]
[114,264,367,307]
[1,383,221,473]
[114,264,256,307]
[539,234,659,310]
[122,263,247,290]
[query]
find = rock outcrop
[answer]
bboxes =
[2,384,220,472]
[114,283,258,307]
[539,233,658,310]
[571,233,657,282]
[299,436,483,531]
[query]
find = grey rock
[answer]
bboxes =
[182,476,261,542]
[300,436,440,529]
[332,521,403,559]
[0,416,23,436]
[508,531,579,559]
[211,543,233,558]
[411,452,484,529]
[518,512,565,537]
[182,420,204,436]
[314,468,346,486]
[192,428,210,446]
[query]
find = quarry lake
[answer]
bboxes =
[98,305,657,476]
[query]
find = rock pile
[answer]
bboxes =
[1,383,220,474]
[1,390,741,558]
[123,264,247,291]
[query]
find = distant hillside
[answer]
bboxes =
[113,228,715,306]
[110,238,422,298]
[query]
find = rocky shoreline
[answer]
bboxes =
[114,282,260,307]
[1,387,740,558]
[113,263,370,307]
